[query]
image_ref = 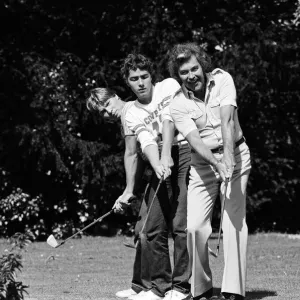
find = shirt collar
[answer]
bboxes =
[181,72,215,100]
[181,84,192,99]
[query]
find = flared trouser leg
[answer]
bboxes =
[187,142,251,298]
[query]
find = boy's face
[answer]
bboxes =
[93,94,120,121]
[127,68,153,103]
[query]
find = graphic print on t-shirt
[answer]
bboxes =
[125,78,181,151]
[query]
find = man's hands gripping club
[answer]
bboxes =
[215,153,235,182]
[220,151,235,180]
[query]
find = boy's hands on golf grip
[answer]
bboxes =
[113,192,135,213]
[160,155,174,170]
[160,155,173,179]
[153,164,171,180]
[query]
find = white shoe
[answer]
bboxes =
[116,288,137,298]
[128,290,146,300]
[163,290,190,300]
[130,290,163,300]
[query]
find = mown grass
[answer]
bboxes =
[0,233,299,300]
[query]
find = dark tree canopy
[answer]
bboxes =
[0,0,299,237]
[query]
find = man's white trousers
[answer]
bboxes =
[187,142,251,297]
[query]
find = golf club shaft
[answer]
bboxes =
[139,176,163,235]
[216,178,229,256]
[58,210,113,247]
[123,181,151,250]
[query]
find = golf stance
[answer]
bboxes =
[168,43,251,300]
[47,88,150,248]
[85,87,155,298]
[122,53,191,300]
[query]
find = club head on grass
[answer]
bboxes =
[208,246,218,258]
[47,234,59,248]
[123,241,137,249]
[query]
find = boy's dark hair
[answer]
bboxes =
[168,43,213,83]
[121,53,155,83]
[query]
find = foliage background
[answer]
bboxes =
[0,0,299,238]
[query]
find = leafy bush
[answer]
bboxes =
[50,198,94,239]
[0,189,45,238]
[0,1,299,234]
[0,232,33,300]
[0,187,101,239]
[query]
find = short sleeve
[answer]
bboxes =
[121,102,135,137]
[170,96,197,138]
[162,105,173,122]
[160,78,181,122]
[219,72,237,107]
[125,109,157,152]
[163,78,181,92]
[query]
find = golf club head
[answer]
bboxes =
[208,246,218,258]
[47,234,59,248]
[123,241,137,249]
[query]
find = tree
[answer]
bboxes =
[0,0,299,235]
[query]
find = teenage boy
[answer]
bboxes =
[122,53,191,300]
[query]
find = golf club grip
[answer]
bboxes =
[63,210,113,243]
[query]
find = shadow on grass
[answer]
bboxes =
[246,290,277,299]
[213,288,277,299]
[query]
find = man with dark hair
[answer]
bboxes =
[168,43,251,300]
[122,53,191,300]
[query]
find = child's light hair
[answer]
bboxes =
[86,87,116,111]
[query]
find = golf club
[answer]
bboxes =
[123,177,217,257]
[123,177,163,249]
[123,182,150,249]
[123,241,137,249]
[47,209,113,248]
[214,177,230,257]
[208,246,218,258]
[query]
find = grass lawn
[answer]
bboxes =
[1,233,299,300]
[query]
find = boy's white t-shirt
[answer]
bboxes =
[121,100,149,161]
[125,78,185,152]
[120,101,135,137]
